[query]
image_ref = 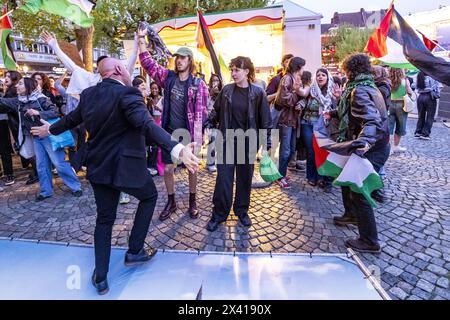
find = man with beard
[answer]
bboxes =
[138,27,208,222]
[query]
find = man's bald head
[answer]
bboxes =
[99,58,131,86]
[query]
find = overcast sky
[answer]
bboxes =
[291,0,447,22]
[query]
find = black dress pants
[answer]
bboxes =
[91,174,158,281]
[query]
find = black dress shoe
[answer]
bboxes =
[206,219,225,232]
[371,189,385,203]
[333,214,358,226]
[72,190,83,197]
[35,194,52,202]
[238,215,252,227]
[345,239,381,254]
[159,196,177,221]
[26,176,39,185]
[91,270,109,295]
[125,247,158,266]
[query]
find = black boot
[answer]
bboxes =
[159,194,176,221]
[188,193,199,219]
[333,213,358,226]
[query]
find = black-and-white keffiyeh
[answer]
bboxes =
[310,69,335,114]
[140,22,172,67]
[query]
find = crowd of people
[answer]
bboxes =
[0,27,443,294]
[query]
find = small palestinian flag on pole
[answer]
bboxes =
[365,3,450,86]
[196,10,230,83]
[0,5,17,70]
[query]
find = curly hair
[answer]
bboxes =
[229,56,255,83]
[342,54,372,81]
[389,67,405,92]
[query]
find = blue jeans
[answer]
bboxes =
[278,125,296,177]
[389,100,408,136]
[300,122,326,182]
[34,137,81,197]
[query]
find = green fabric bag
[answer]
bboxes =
[259,154,282,182]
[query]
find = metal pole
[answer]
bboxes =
[347,248,392,300]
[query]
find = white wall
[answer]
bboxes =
[283,18,322,73]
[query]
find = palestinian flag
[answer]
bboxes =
[196,10,230,83]
[0,5,17,70]
[18,0,95,28]
[313,123,383,208]
[365,4,450,86]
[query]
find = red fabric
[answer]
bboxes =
[422,34,437,51]
[365,6,393,58]
[312,133,330,170]
[1,5,13,30]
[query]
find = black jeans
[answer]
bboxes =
[212,139,255,221]
[147,145,158,169]
[415,92,437,137]
[91,174,158,281]
[0,120,13,176]
[341,143,390,246]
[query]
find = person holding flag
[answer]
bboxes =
[138,25,208,222]
[324,53,390,254]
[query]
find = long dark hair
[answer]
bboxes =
[149,81,162,98]
[417,71,426,90]
[31,72,51,91]
[286,57,306,75]
[22,77,39,96]
[5,70,22,97]
[208,73,223,95]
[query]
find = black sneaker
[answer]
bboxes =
[36,194,52,202]
[4,175,15,186]
[414,133,422,138]
[124,247,158,266]
[345,239,381,254]
[333,215,358,226]
[26,175,39,185]
[72,190,83,197]
[420,135,431,140]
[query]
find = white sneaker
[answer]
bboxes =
[119,193,130,205]
[148,168,158,176]
[207,165,217,173]
[396,146,407,152]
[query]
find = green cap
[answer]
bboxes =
[173,47,194,58]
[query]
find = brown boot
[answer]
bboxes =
[188,193,199,219]
[159,194,176,221]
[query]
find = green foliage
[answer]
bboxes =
[11,0,272,53]
[92,0,272,53]
[327,24,373,63]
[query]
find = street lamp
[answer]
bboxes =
[22,65,29,74]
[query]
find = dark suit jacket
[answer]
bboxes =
[50,78,178,188]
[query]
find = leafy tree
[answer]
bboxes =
[11,0,272,71]
[324,24,373,64]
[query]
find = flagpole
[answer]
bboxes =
[416,29,449,53]
[0,9,14,22]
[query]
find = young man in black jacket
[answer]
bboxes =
[32,58,199,295]
[205,56,272,232]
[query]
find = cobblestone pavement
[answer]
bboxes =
[0,119,449,300]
